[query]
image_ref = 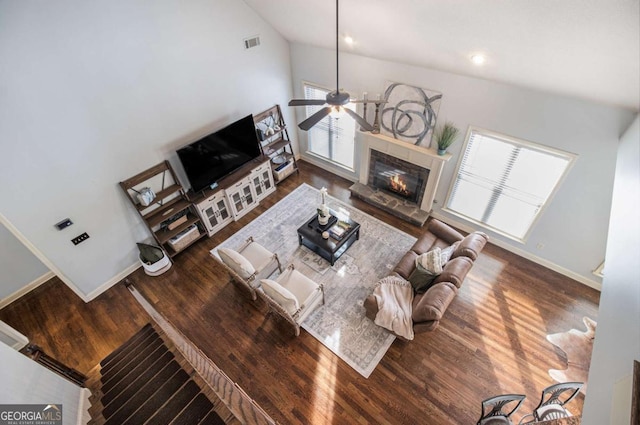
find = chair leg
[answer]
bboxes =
[274,253,282,273]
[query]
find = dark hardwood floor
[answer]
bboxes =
[0,160,600,424]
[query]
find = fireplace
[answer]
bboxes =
[350,132,452,226]
[368,150,430,206]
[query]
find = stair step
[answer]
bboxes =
[101,337,165,397]
[100,324,153,369]
[199,410,226,425]
[102,349,174,412]
[101,332,162,389]
[103,358,180,424]
[145,381,200,425]
[100,328,158,379]
[89,324,235,425]
[170,393,214,425]
[121,369,190,425]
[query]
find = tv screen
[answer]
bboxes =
[177,114,261,193]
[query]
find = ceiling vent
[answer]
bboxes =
[244,36,260,50]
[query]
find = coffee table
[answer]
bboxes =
[297,209,360,266]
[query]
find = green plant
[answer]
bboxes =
[435,121,460,151]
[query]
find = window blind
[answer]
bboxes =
[446,129,574,241]
[304,84,356,169]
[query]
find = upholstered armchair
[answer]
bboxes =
[213,236,282,300]
[258,264,325,336]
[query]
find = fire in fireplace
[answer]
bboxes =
[389,174,409,196]
[372,161,425,204]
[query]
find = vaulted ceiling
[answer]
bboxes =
[244,0,640,111]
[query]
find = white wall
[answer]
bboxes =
[289,43,636,286]
[0,0,296,299]
[0,341,88,425]
[0,222,50,303]
[582,114,640,424]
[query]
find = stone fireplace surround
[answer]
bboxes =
[350,131,451,226]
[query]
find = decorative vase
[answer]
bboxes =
[317,205,329,226]
[317,187,330,226]
[437,148,447,156]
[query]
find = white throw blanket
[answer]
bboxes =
[373,275,415,340]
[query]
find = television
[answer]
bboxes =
[177,114,261,193]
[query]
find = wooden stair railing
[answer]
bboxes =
[23,344,87,387]
[125,279,277,425]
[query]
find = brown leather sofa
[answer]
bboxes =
[364,219,488,334]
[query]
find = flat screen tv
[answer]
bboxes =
[177,114,261,193]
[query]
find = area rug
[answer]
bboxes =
[546,316,597,392]
[211,183,417,378]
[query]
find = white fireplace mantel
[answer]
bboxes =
[356,131,452,213]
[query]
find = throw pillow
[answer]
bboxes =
[409,248,443,293]
[260,279,299,315]
[417,247,443,274]
[218,248,255,280]
[440,242,459,264]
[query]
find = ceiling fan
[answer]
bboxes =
[288,0,373,132]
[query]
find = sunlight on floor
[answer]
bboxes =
[311,347,339,423]
[467,273,544,394]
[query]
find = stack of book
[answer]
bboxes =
[329,221,351,240]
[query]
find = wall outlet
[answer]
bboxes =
[536,242,545,250]
[71,232,90,245]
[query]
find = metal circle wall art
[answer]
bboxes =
[380,82,442,147]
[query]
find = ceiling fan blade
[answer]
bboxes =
[288,99,327,106]
[344,108,374,131]
[298,107,332,131]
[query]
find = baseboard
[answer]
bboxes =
[84,262,141,302]
[0,271,55,309]
[77,388,92,425]
[430,212,603,291]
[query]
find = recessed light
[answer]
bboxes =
[471,54,486,65]
[344,36,354,45]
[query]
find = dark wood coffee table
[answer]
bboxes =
[297,209,360,266]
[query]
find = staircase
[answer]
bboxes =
[87,323,238,425]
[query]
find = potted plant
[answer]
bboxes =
[434,121,460,155]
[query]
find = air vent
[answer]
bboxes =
[244,35,260,50]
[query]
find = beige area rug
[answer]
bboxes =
[546,316,597,391]
[211,183,417,378]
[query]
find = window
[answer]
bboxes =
[304,83,356,169]
[445,127,575,241]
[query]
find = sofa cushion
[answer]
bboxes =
[260,279,299,315]
[218,248,255,279]
[452,232,489,261]
[412,282,458,322]
[433,256,474,288]
[394,251,418,280]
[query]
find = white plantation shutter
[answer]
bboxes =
[446,128,575,241]
[304,83,356,169]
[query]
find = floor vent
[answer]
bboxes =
[244,36,260,50]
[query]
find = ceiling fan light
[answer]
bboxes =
[330,105,344,118]
[471,54,486,65]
